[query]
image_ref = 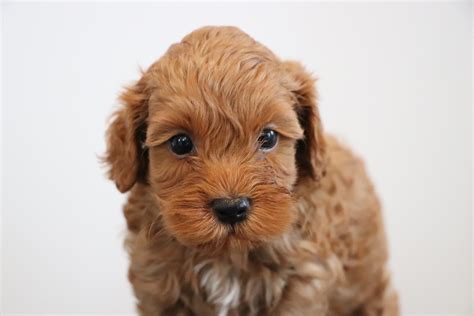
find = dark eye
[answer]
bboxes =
[169,134,194,156]
[258,129,278,152]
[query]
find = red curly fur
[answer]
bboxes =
[104,26,398,315]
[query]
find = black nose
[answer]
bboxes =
[211,197,250,225]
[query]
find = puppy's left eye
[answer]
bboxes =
[258,129,278,152]
[169,133,194,156]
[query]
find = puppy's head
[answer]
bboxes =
[105,27,326,251]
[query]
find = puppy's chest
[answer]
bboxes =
[193,260,288,316]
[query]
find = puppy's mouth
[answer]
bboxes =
[227,224,237,235]
[194,220,260,253]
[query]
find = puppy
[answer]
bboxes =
[104,26,398,315]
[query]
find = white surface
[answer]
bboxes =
[2,2,472,315]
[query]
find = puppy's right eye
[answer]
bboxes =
[169,134,194,156]
[258,129,278,152]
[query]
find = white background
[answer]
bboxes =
[2,2,472,315]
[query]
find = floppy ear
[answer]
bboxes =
[281,61,326,181]
[104,77,149,193]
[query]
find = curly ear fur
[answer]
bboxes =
[104,77,149,193]
[281,61,326,181]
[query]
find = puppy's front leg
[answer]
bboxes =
[271,275,329,315]
[353,269,399,316]
[129,269,183,316]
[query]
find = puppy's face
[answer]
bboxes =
[105,27,326,251]
[146,67,302,251]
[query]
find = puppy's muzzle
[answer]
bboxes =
[211,197,250,225]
